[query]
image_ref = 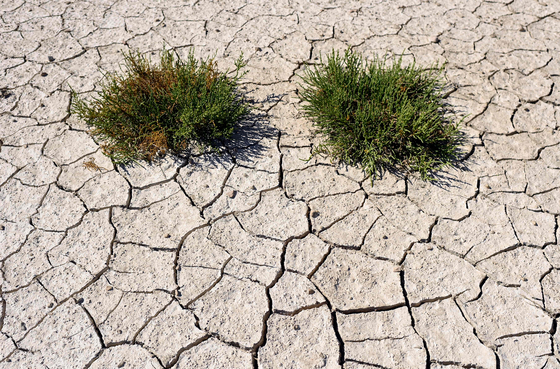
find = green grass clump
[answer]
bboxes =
[298,50,461,180]
[71,49,249,164]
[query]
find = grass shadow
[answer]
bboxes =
[222,110,278,163]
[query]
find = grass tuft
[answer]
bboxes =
[71,49,250,164]
[298,50,462,181]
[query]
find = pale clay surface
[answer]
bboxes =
[0,0,559,367]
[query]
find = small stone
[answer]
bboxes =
[48,56,55,62]
[227,190,236,198]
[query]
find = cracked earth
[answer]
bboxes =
[1,0,560,368]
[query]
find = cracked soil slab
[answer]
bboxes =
[1,0,559,367]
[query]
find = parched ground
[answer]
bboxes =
[1,0,560,368]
